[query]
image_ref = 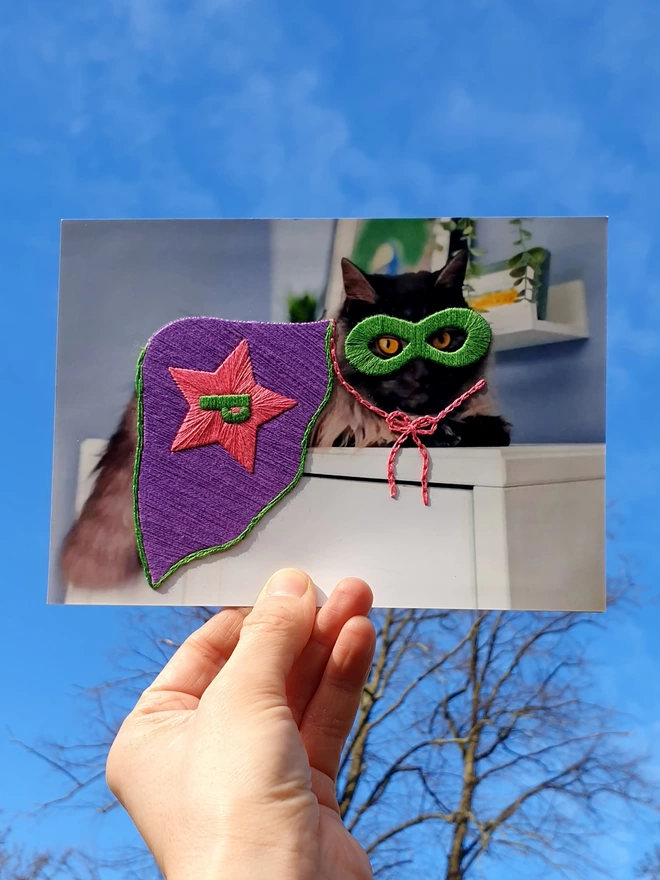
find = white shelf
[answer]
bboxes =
[488,280,589,351]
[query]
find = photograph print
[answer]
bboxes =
[49,217,606,611]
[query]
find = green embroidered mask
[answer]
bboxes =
[343,308,492,376]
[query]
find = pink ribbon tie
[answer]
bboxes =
[384,412,438,505]
[329,326,486,505]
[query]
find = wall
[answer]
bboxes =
[269,219,335,321]
[476,217,607,444]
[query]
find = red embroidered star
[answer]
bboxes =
[168,339,297,473]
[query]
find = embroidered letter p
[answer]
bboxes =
[199,393,252,424]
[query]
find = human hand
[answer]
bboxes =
[106,570,376,880]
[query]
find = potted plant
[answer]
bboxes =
[506,218,551,319]
[440,217,487,296]
[448,218,551,321]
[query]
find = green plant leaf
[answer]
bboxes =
[470,248,487,257]
[287,293,317,323]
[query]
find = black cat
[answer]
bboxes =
[311,251,512,449]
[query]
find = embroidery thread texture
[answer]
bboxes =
[199,393,251,423]
[344,308,492,375]
[169,340,298,471]
[133,319,333,589]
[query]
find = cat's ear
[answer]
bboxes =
[434,249,468,292]
[341,258,377,304]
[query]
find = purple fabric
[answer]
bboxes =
[136,318,331,585]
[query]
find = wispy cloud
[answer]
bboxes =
[4,0,660,224]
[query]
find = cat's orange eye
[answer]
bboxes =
[431,331,453,351]
[375,336,402,357]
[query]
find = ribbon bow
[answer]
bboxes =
[330,330,486,505]
[383,381,485,505]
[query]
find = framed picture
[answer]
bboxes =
[49,218,606,612]
[323,218,452,316]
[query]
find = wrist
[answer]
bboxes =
[167,834,316,880]
[221,843,313,880]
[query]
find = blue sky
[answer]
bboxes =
[1,0,660,876]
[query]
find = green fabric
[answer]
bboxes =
[199,393,251,423]
[343,308,492,376]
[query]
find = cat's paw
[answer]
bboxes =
[421,422,462,448]
[452,415,512,447]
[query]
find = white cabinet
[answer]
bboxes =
[62,442,605,611]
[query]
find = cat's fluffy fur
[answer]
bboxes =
[60,250,510,588]
[61,396,140,588]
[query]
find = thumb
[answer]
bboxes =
[216,568,317,702]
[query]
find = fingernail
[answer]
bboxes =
[266,568,309,598]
